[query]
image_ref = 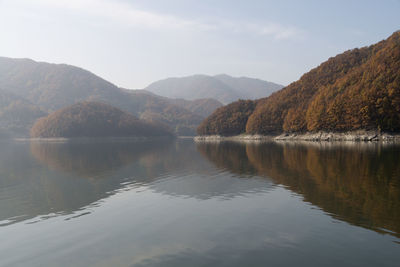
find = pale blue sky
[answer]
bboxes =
[0,0,399,88]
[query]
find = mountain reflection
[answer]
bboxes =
[0,140,173,225]
[30,140,172,179]
[197,141,400,237]
[0,139,274,226]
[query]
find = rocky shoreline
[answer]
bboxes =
[194,131,400,142]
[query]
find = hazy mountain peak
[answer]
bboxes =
[145,74,283,104]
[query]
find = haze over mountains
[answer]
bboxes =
[7,27,397,139]
[0,57,231,136]
[145,74,283,104]
[198,31,400,136]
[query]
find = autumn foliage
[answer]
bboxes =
[199,31,400,135]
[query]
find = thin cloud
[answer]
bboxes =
[8,0,304,40]
[237,22,304,40]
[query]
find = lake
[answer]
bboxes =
[0,138,399,266]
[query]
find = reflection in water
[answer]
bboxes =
[197,141,400,237]
[0,140,173,225]
[196,142,257,175]
[0,139,272,226]
[0,140,399,267]
[31,139,274,201]
[30,140,172,179]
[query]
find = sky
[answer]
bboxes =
[0,0,399,89]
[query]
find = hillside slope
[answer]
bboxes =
[0,58,130,112]
[169,98,223,118]
[198,31,400,136]
[0,89,46,136]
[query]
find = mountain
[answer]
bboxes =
[30,102,173,138]
[144,74,283,104]
[0,58,131,112]
[198,31,400,136]
[0,57,222,136]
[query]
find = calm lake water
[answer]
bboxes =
[0,138,399,266]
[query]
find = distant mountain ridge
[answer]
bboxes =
[214,74,283,100]
[0,57,223,136]
[198,31,400,136]
[145,74,283,104]
[121,88,222,119]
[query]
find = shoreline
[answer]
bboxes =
[14,136,175,143]
[194,131,400,142]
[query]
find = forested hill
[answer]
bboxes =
[198,31,400,136]
[30,102,173,138]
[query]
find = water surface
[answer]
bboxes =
[0,139,399,266]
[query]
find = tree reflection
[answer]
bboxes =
[197,141,400,237]
[30,139,172,179]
